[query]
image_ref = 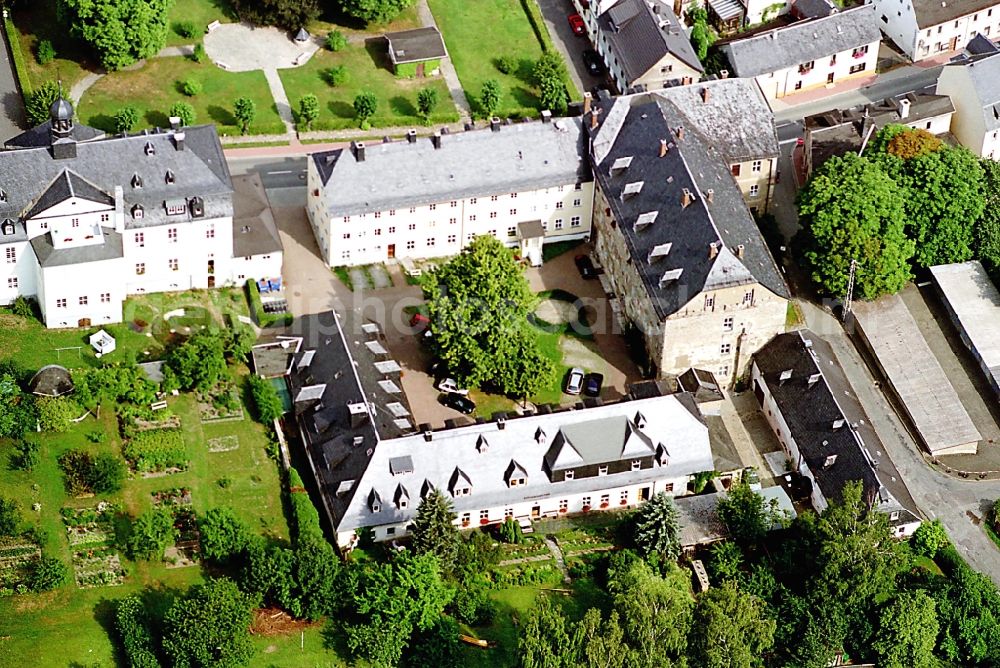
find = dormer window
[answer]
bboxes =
[564,470,575,481]
[165,170,175,185]
[657,444,669,466]
[144,141,155,156]
[394,483,410,509]
[449,467,472,497]
[476,434,490,453]
[368,488,382,513]
[131,173,143,188]
[1,219,14,235]
[165,199,186,216]
[632,460,641,471]
[535,428,546,445]
[598,465,609,476]
[505,460,528,488]
[0,189,7,202]
[131,204,144,220]
[634,412,647,429]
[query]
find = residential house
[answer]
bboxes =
[803,91,955,176]
[230,173,283,284]
[586,84,789,385]
[752,330,922,535]
[385,27,447,77]
[595,0,704,93]
[0,97,280,328]
[869,0,1000,60]
[719,5,881,99]
[306,118,594,267]
[256,311,717,549]
[936,47,1000,158]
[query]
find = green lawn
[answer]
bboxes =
[279,44,459,131]
[165,0,234,47]
[12,0,92,91]
[427,0,546,118]
[78,56,286,136]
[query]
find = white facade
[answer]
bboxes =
[871,0,1000,59]
[937,58,1000,158]
[752,40,879,99]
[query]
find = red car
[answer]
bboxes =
[568,13,585,36]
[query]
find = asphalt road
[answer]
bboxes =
[0,27,26,142]
[227,155,308,189]
[535,0,606,94]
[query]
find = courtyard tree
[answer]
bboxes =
[633,491,682,560]
[25,81,61,127]
[57,0,172,71]
[408,616,463,668]
[165,328,228,392]
[417,86,438,121]
[688,3,714,61]
[532,52,567,115]
[716,480,789,547]
[292,535,340,620]
[609,559,693,664]
[233,97,257,135]
[479,79,502,118]
[411,488,460,573]
[798,153,914,300]
[340,0,416,25]
[247,374,283,424]
[353,91,378,129]
[911,519,949,558]
[298,93,319,131]
[168,100,196,127]
[115,594,160,668]
[872,590,939,668]
[689,582,776,668]
[229,0,320,29]
[161,577,257,668]
[114,104,140,133]
[422,235,553,397]
[520,596,577,668]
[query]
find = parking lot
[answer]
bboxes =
[536,0,608,95]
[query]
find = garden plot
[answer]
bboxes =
[198,380,244,422]
[207,435,239,452]
[152,487,200,568]
[62,504,127,588]
[150,487,193,507]
[123,428,189,474]
[0,538,41,595]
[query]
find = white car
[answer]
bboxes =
[564,367,585,395]
[436,378,469,395]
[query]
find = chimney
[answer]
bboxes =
[590,108,602,129]
[583,91,592,115]
[701,87,710,103]
[898,98,911,119]
[541,109,552,123]
[431,132,442,149]
[675,125,685,141]
[490,117,501,132]
[659,138,668,157]
[173,132,185,151]
[498,417,506,430]
[779,369,792,385]
[681,188,693,208]
[423,430,433,442]
[721,69,729,79]
[808,372,821,387]
[348,402,368,429]
[353,140,366,162]
[709,241,718,258]
[736,243,744,258]
[406,129,417,143]
[824,454,837,468]
[168,115,181,130]
[705,188,714,203]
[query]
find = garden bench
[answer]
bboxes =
[151,401,168,411]
[293,52,307,66]
[216,60,229,70]
[206,20,221,33]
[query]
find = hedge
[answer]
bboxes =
[247,374,283,423]
[288,466,324,543]
[4,18,31,96]
[115,594,161,668]
[246,279,294,328]
[123,428,188,472]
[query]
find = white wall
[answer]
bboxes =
[937,65,990,157]
[913,10,1000,59]
[869,0,920,58]
[122,216,233,294]
[753,38,880,99]
[38,256,127,328]
[231,252,283,284]
[0,240,37,305]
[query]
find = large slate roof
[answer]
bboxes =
[5,120,104,148]
[913,0,1000,27]
[30,228,124,267]
[721,5,881,77]
[312,118,590,217]
[589,92,788,319]
[943,50,1000,131]
[597,0,703,86]
[232,173,283,258]
[0,124,232,231]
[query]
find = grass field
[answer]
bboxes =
[11,0,92,92]
[165,0,234,47]
[77,56,286,136]
[427,0,546,118]
[279,43,459,131]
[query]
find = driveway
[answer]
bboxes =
[0,28,26,141]
[535,0,606,95]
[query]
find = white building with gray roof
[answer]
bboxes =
[937,49,1000,159]
[869,0,1000,60]
[0,98,282,327]
[719,5,881,99]
[306,117,593,267]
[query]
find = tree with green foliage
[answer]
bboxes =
[293,535,340,620]
[169,101,196,127]
[298,93,319,131]
[340,0,416,25]
[633,491,681,560]
[690,582,776,668]
[0,373,35,439]
[323,65,348,87]
[717,481,789,547]
[928,545,1000,665]
[577,608,630,668]
[72,362,157,409]
[407,616,462,668]
[911,519,949,558]
[247,374,283,424]
[36,39,56,65]
[57,0,172,71]
[411,488,460,574]
[520,595,577,668]
[498,516,523,544]
[417,86,438,121]
[798,153,914,300]
[27,554,69,592]
[532,52,568,115]
[162,577,257,668]
[115,594,161,668]
[233,96,256,135]
[191,42,207,63]
[353,91,378,129]
[180,77,202,96]
[496,54,517,74]
[26,81,61,127]
[326,30,347,51]
[976,159,1000,278]
[871,590,938,668]
[199,507,252,562]
[165,328,228,392]
[10,438,40,471]
[36,396,82,433]
[0,496,20,536]
[89,452,126,493]
[688,3,714,61]
[125,507,175,561]
[422,235,553,397]
[608,558,693,664]
[114,104,140,133]
[479,79,502,118]
[229,0,321,29]
[708,540,744,582]
[174,20,197,38]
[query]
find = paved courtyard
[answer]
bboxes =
[204,23,322,71]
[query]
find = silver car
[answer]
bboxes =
[564,367,585,395]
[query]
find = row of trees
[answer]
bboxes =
[799,125,996,300]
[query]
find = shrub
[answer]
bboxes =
[37,396,82,433]
[36,39,56,65]
[191,42,207,63]
[174,20,197,38]
[114,105,140,133]
[122,429,188,472]
[245,279,294,327]
[233,96,256,134]
[26,554,69,592]
[125,507,175,561]
[9,439,39,471]
[10,295,38,320]
[115,594,161,668]
[326,30,347,51]
[87,430,107,444]
[912,519,949,558]
[169,101,196,127]
[25,80,60,126]
[417,87,438,121]
[323,65,348,87]
[353,91,377,129]
[0,495,20,536]
[90,453,126,493]
[496,54,517,74]
[298,93,320,131]
[289,467,323,541]
[180,78,202,96]
[248,374,284,424]
[498,517,523,544]
[199,507,252,562]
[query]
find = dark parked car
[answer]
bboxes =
[583,372,604,397]
[582,49,605,76]
[440,392,476,414]
[574,253,597,279]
